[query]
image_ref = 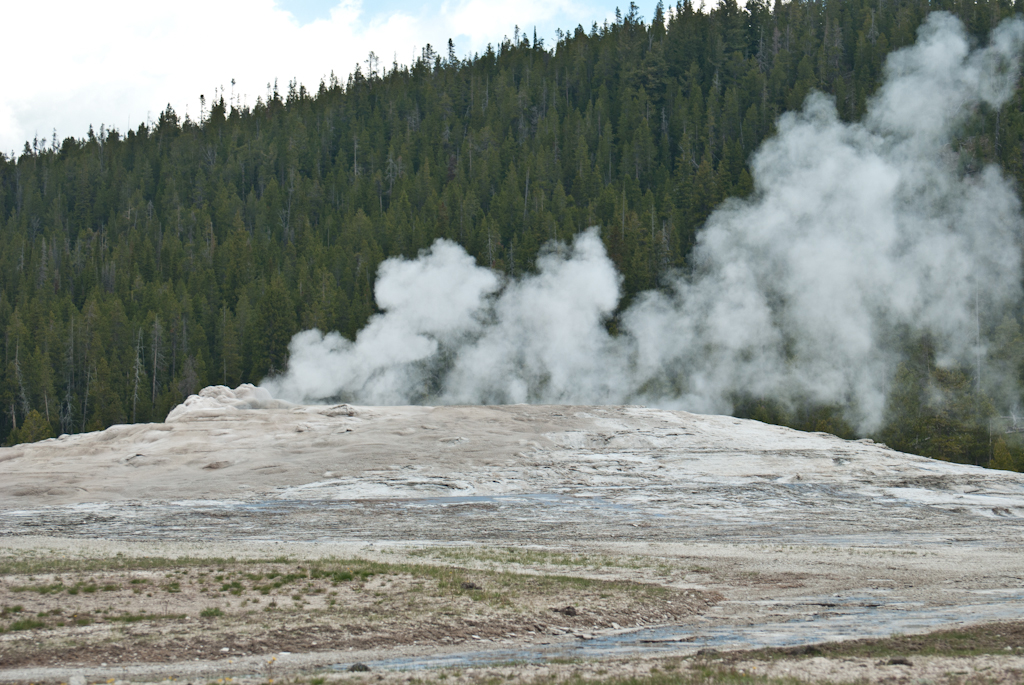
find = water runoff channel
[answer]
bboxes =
[333,589,1024,671]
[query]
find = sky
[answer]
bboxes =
[0,0,626,156]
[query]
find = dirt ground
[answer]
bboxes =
[0,553,718,671]
[1,540,1024,684]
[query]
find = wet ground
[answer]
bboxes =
[365,589,1024,671]
[3,481,1022,548]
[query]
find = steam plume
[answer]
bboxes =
[263,13,1024,430]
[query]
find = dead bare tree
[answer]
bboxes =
[132,329,145,423]
[151,317,163,404]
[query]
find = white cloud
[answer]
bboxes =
[0,0,613,154]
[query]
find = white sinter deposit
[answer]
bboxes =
[0,384,1021,546]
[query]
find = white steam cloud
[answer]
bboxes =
[263,13,1024,431]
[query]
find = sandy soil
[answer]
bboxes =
[0,552,717,672]
[2,385,1024,683]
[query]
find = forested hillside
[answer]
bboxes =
[2,0,1024,469]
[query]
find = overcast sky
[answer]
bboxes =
[0,0,626,156]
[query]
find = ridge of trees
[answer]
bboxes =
[2,0,1024,470]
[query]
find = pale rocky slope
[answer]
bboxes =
[2,384,1022,526]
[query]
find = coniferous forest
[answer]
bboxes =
[3,0,1024,469]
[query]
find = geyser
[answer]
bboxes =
[263,12,1024,431]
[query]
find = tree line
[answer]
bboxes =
[2,0,1024,470]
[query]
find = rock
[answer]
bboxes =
[203,461,232,470]
[788,645,821,656]
[69,676,86,685]
[321,404,356,417]
[348,662,371,672]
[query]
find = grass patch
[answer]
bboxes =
[109,613,149,623]
[200,607,224,618]
[109,612,187,623]
[406,546,655,572]
[0,555,244,576]
[11,583,64,594]
[560,665,808,684]
[728,621,1024,662]
[9,618,46,631]
[0,554,693,619]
